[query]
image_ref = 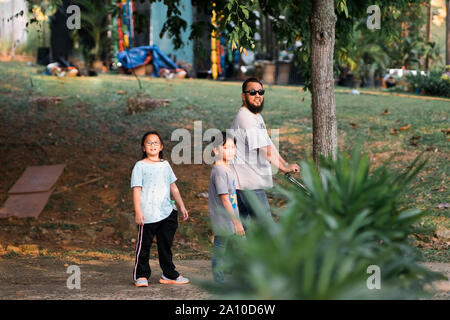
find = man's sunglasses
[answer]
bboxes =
[243,89,265,96]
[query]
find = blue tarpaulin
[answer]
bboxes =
[117,45,178,77]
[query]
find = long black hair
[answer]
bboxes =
[141,131,164,160]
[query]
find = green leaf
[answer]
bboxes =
[398,208,422,221]
[240,6,250,20]
[241,21,250,35]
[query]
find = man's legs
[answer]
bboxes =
[236,189,271,229]
[253,189,271,215]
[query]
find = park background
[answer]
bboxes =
[0,0,449,299]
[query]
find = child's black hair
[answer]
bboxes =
[211,131,237,149]
[141,131,164,160]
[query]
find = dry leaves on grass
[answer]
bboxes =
[390,128,398,135]
[125,95,170,115]
[389,124,411,135]
[413,232,450,249]
[32,96,63,107]
[434,227,450,244]
[410,135,421,146]
[435,203,450,210]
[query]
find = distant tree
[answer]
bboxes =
[446,0,450,65]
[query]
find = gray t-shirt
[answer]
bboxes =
[230,107,273,190]
[208,165,239,236]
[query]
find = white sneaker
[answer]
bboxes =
[159,274,190,285]
[134,278,148,287]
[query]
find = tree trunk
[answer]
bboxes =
[425,1,432,71]
[309,0,338,165]
[446,0,450,65]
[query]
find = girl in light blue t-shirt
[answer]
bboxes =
[131,131,189,287]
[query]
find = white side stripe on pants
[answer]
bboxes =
[133,224,143,281]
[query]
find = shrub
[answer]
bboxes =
[200,147,445,299]
[406,71,450,97]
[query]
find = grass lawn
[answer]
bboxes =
[0,61,449,261]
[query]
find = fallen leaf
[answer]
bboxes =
[399,124,411,131]
[434,227,450,242]
[413,233,426,240]
[390,129,398,135]
[196,192,209,199]
[435,203,450,210]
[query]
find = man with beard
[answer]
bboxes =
[229,77,300,223]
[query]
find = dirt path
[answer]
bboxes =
[0,256,212,300]
[0,256,448,300]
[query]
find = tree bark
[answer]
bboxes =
[425,1,432,71]
[446,0,450,65]
[309,0,338,165]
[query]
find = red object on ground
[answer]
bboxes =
[8,164,66,194]
[0,190,54,218]
[1,164,65,219]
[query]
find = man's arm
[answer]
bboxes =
[259,143,300,173]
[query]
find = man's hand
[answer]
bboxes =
[286,163,300,173]
[281,162,300,173]
[233,220,246,236]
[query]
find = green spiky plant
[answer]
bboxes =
[199,147,445,299]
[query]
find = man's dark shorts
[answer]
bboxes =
[236,189,271,223]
